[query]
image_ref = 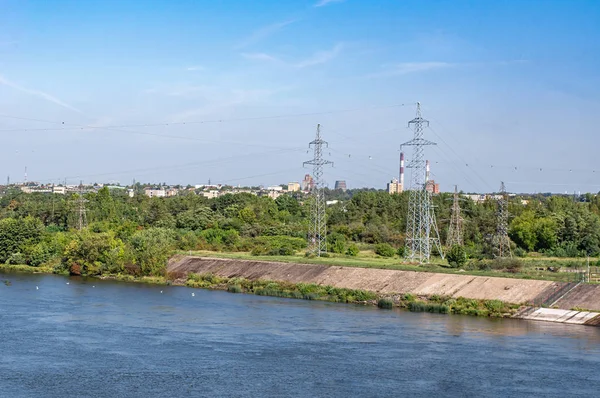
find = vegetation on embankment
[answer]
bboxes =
[184,250,587,283]
[183,272,519,318]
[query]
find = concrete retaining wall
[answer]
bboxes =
[168,256,560,305]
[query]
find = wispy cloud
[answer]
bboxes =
[241,52,282,63]
[241,43,344,68]
[314,0,346,7]
[235,19,296,49]
[294,43,343,68]
[186,65,204,71]
[368,62,455,78]
[0,74,82,113]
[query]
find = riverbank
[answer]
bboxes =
[3,258,600,325]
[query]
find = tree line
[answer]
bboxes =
[1,186,599,276]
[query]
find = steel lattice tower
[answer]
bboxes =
[403,103,444,263]
[447,185,464,247]
[494,181,512,258]
[303,124,333,256]
[77,181,88,230]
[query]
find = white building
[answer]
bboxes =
[144,189,166,198]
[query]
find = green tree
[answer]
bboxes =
[0,216,44,263]
[446,245,468,268]
[129,228,176,276]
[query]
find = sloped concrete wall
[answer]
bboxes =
[554,284,600,311]
[168,256,560,305]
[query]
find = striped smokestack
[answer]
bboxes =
[399,151,405,189]
[426,160,430,183]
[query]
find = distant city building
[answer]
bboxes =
[287,182,301,192]
[387,178,403,194]
[267,186,283,192]
[202,190,219,199]
[52,186,67,195]
[334,180,347,191]
[426,180,440,194]
[144,189,166,198]
[301,174,314,191]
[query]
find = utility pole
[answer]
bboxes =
[303,124,333,256]
[447,185,464,247]
[403,103,444,263]
[494,181,511,258]
[77,180,88,230]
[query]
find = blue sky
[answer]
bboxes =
[0,0,599,193]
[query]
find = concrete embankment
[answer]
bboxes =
[521,308,600,326]
[553,284,600,311]
[168,256,573,305]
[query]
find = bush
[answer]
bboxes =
[346,244,360,257]
[327,233,347,254]
[374,243,395,257]
[5,252,26,265]
[377,298,393,309]
[446,245,468,268]
[397,246,407,258]
[409,301,449,314]
[227,284,242,293]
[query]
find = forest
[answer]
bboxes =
[1,185,599,277]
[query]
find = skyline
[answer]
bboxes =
[1,0,599,193]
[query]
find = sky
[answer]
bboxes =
[0,0,599,193]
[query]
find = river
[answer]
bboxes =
[1,272,599,397]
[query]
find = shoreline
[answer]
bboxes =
[2,263,599,326]
[0,263,536,320]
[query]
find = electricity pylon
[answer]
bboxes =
[447,185,464,247]
[493,181,512,258]
[303,124,333,256]
[403,103,444,263]
[77,181,88,230]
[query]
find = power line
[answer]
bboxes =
[0,103,410,133]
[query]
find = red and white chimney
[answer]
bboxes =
[399,152,405,189]
[426,160,430,183]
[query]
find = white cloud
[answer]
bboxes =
[235,19,296,49]
[186,65,204,71]
[241,52,281,63]
[0,74,82,113]
[294,43,343,68]
[314,0,346,7]
[368,62,455,78]
[241,43,343,69]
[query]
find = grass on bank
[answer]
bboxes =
[185,272,518,318]
[179,250,588,283]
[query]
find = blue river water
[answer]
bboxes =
[1,272,599,397]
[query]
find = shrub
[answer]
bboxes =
[227,284,242,293]
[377,298,393,309]
[5,252,26,265]
[346,244,359,257]
[374,243,395,257]
[327,233,347,254]
[446,245,468,268]
[397,246,407,258]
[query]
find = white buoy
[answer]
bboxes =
[36,286,39,290]
[66,282,70,285]
[192,293,195,297]
[160,291,163,294]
